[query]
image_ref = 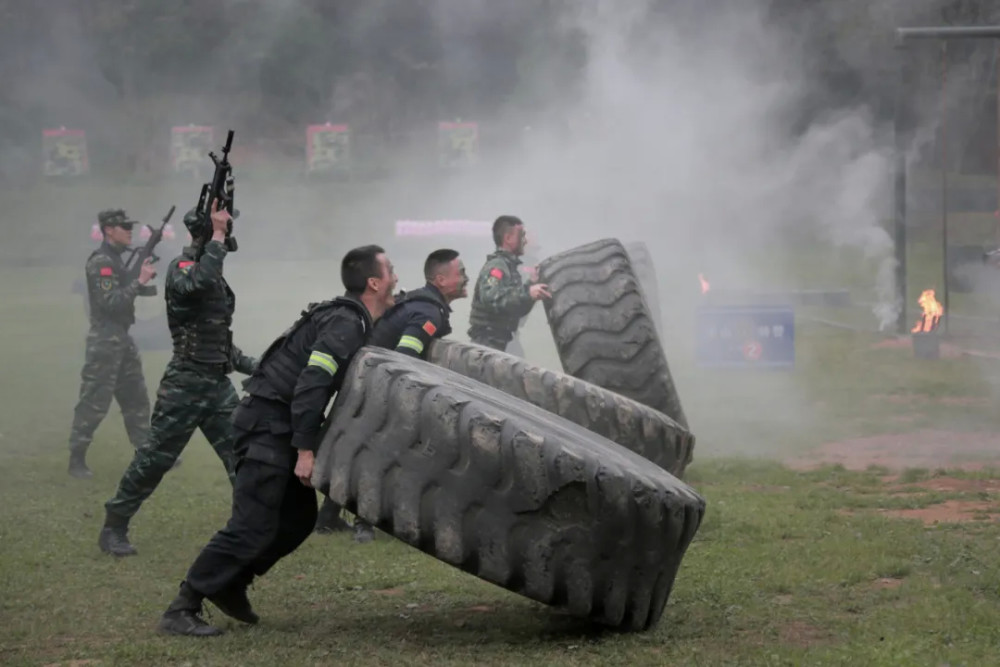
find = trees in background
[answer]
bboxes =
[0,0,996,178]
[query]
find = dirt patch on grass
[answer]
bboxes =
[778,620,830,648]
[869,337,966,359]
[901,477,1000,493]
[833,474,1000,524]
[373,587,405,596]
[787,430,1000,472]
[745,484,792,493]
[870,393,990,408]
[876,500,1000,525]
[872,578,903,590]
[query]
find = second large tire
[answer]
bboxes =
[428,338,694,477]
[538,238,688,429]
[312,347,706,631]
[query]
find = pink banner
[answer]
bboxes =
[395,219,491,237]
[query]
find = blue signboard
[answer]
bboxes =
[696,305,795,368]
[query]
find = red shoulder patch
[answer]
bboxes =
[422,320,437,336]
[178,261,194,269]
[489,268,504,279]
[99,267,113,276]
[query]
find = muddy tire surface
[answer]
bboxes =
[428,338,694,477]
[538,238,689,428]
[312,347,706,631]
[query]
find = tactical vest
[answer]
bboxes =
[86,244,135,329]
[468,251,524,332]
[369,286,451,350]
[167,272,235,369]
[247,296,370,403]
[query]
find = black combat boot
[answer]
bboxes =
[353,519,376,544]
[159,581,224,637]
[68,450,93,479]
[98,511,137,557]
[314,498,351,534]
[208,573,259,625]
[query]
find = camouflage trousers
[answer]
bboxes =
[104,359,240,522]
[69,327,150,454]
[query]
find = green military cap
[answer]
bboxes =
[97,209,136,228]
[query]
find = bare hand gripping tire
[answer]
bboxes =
[312,347,706,631]
[538,238,688,429]
[428,338,694,477]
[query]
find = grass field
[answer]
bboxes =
[4,195,1000,665]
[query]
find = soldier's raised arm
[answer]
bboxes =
[166,240,226,298]
[167,203,233,298]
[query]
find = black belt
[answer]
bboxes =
[174,356,232,375]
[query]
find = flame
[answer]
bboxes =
[698,273,710,294]
[911,289,943,333]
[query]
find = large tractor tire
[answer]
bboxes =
[428,338,694,477]
[624,241,662,333]
[312,347,706,631]
[538,239,688,429]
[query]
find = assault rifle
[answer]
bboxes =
[195,129,238,251]
[123,204,176,296]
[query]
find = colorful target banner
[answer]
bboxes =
[306,123,351,174]
[438,121,479,168]
[43,128,89,176]
[171,125,214,174]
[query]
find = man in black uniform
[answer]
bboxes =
[99,201,257,556]
[158,244,397,636]
[314,248,468,541]
[467,215,550,351]
[68,209,157,478]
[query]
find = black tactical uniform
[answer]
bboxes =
[101,235,256,556]
[467,249,535,351]
[159,294,373,636]
[369,283,452,356]
[68,217,157,478]
[315,284,452,539]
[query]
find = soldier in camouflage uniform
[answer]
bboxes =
[507,238,543,358]
[467,215,550,351]
[68,209,158,479]
[99,200,257,557]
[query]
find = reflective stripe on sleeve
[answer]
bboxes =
[397,335,425,354]
[307,351,339,375]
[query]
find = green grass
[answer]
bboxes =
[5,187,1000,664]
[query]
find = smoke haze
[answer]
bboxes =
[1,0,997,456]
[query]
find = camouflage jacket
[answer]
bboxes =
[467,249,534,335]
[85,241,156,330]
[165,240,256,375]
